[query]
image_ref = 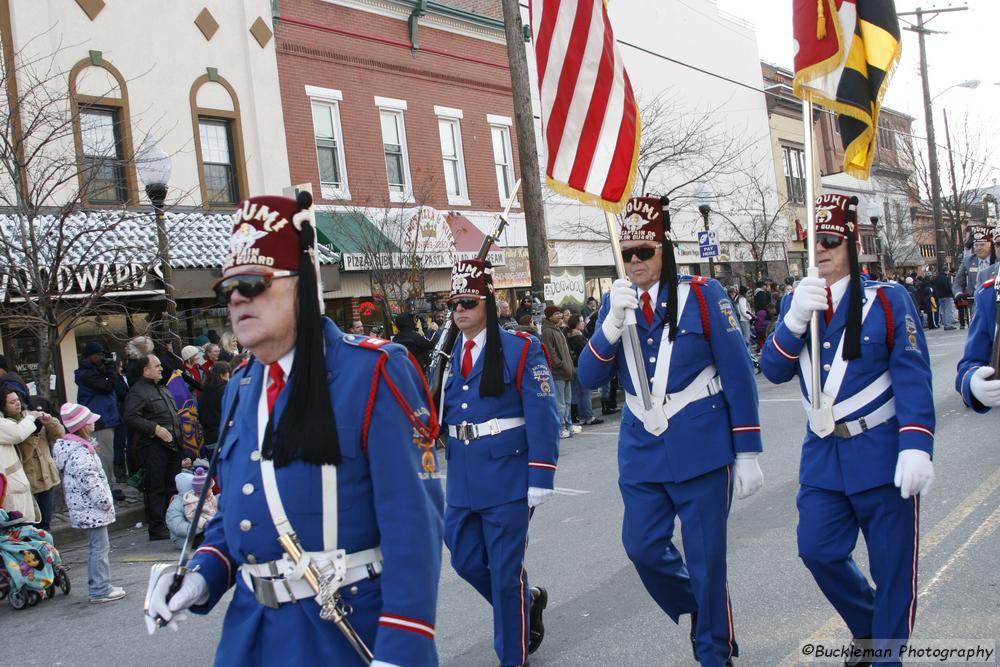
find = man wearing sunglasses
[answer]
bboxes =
[761,194,935,662]
[146,193,444,667]
[441,259,559,667]
[578,196,763,667]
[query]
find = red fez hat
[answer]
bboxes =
[220,195,313,280]
[450,259,493,300]
[969,223,993,243]
[620,196,666,243]
[814,194,859,240]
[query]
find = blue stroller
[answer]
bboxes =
[0,509,70,610]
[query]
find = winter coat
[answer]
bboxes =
[541,319,575,381]
[166,490,217,548]
[566,329,588,365]
[0,415,41,523]
[392,328,436,370]
[15,415,63,494]
[51,435,115,529]
[74,360,121,429]
[198,382,227,445]
[123,377,181,451]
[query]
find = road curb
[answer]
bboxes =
[50,504,147,549]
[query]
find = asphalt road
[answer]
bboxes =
[3,327,998,666]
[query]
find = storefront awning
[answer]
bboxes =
[314,211,401,254]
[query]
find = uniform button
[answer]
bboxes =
[240,519,252,532]
[349,585,359,595]
[246,554,257,564]
[242,483,254,495]
[823,342,831,349]
[649,356,656,363]
[864,336,870,342]
[346,335,355,341]
[462,385,469,391]
[680,329,687,334]
[250,450,261,462]
[647,338,655,345]
[823,364,831,372]
[461,403,468,409]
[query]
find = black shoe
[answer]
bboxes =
[528,586,547,654]
[582,417,604,425]
[149,531,170,542]
[844,638,873,667]
[689,612,699,661]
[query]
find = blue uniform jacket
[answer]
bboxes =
[188,318,445,666]
[442,327,559,511]
[957,277,998,412]
[577,276,762,483]
[761,278,935,494]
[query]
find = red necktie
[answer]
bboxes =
[640,292,654,326]
[266,363,285,415]
[461,339,475,378]
[824,287,833,326]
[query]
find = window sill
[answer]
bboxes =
[389,191,415,204]
[320,185,351,201]
[447,195,471,207]
[499,198,520,209]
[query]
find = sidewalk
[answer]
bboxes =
[49,485,146,548]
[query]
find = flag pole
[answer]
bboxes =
[802,98,822,411]
[605,210,653,411]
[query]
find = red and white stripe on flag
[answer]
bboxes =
[530,0,640,213]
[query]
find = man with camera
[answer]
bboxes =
[75,341,123,483]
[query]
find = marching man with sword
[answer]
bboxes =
[145,192,444,666]
[577,196,764,667]
[761,194,935,664]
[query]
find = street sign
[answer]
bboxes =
[697,230,719,258]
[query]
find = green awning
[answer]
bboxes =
[314,211,401,254]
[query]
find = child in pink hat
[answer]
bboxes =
[52,403,125,603]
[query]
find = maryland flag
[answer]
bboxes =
[165,370,204,459]
[529,0,640,213]
[793,0,902,180]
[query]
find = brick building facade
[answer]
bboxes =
[273,0,530,329]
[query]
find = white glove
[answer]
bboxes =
[894,449,934,499]
[733,453,764,500]
[603,278,639,343]
[784,276,828,336]
[145,569,208,635]
[970,366,1000,407]
[371,662,402,667]
[527,486,554,508]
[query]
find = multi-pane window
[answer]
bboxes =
[782,145,806,204]
[312,102,342,189]
[434,109,468,205]
[199,118,238,205]
[380,109,408,195]
[490,124,516,204]
[80,107,126,204]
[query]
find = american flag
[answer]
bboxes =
[529,0,640,213]
[793,0,902,180]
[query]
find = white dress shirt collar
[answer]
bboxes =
[461,328,488,368]
[829,275,851,311]
[639,281,661,307]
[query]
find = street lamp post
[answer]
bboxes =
[869,208,887,278]
[136,143,177,349]
[698,202,714,279]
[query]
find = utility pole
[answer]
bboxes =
[899,5,968,273]
[500,0,550,298]
[942,108,962,255]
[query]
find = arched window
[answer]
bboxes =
[190,73,248,207]
[69,57,139,206]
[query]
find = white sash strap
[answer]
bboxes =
[648,284,691,401]
[625,364,721,423]
[832,398,896,438]
[830,371,891,420]
[447,417,526,441]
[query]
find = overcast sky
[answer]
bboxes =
[716,0,999,154]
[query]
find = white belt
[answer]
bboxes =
[832,398,896,438]
[448,417,525,442]
[625,367,722,423]
[239,547,383,607]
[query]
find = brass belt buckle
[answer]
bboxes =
[487,419,500,436]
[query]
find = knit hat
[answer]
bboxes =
[191,467,208,495]
[181,345,202,363]
[174,471,194,495]
[544,305,561,319]
[83,341,105,357]
[60,403,100,434]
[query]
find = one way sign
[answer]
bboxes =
[697,230,719,258]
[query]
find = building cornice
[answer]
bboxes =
[320,0,506,44]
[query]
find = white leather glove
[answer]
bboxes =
[970,366,1000,407]
[894,449,934,499]
[784,276,828,336]
[733,453,764,500]
[527,486,554,508]
[145,569,208,635]
[602,278,639,344]
[371,662,402,667]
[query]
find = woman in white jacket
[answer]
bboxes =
[0,388,42,523]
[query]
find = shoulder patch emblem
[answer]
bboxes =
[904,313,919,352]
[531,363,552,397]
[718,298,739,332]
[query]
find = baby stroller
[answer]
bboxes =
[0,509,71,610]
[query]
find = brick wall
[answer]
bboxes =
[276,0,521,211]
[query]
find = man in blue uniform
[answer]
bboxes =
[578,196,764,667]
[956,269,1000,410]
[761,194,935,665]
[146,193,444,666]
[442,259,560,667]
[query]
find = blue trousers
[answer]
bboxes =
[620,466,737,667]
[797,484,919,665]
[445,499,531,667]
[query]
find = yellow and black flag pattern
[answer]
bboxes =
[793,0,902,180]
